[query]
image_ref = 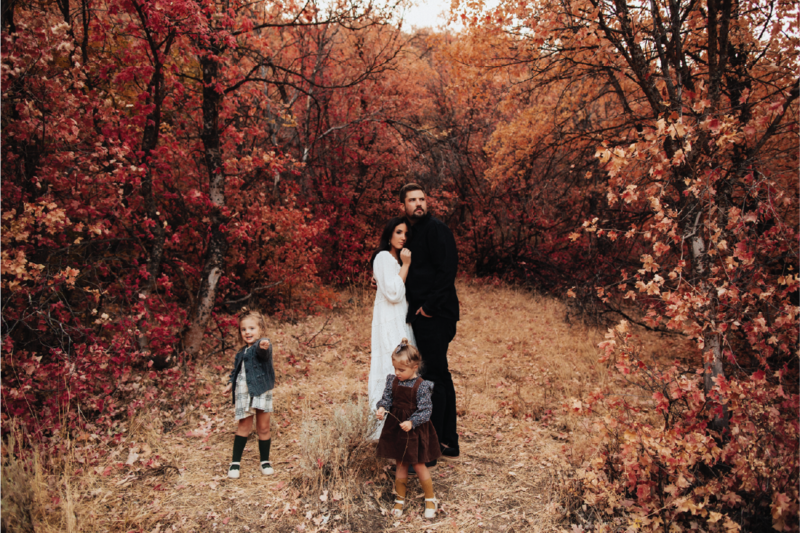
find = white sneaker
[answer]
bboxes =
[260,461,274,475]
[424,498,438,519]
[392,499,405,517]
[228,462,240,479]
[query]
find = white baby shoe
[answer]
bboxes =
[260,461,274,475]
[392,498,405,517]
[424,498,438,519]
[228,462,240,479]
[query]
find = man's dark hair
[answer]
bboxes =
[399,183,426,202]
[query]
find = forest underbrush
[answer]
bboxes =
[1,282,708,532]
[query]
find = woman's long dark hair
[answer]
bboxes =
[370,217,408,269]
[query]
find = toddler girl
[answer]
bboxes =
[223,309,276,478]
[375,338,441,519]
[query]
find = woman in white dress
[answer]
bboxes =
[368,217,416,439]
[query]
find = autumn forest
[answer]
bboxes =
[1,0,798,529]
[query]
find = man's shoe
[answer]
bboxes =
[440,445,460,460]
[425,460,437,468]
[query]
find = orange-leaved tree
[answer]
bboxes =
[458,0,799,528]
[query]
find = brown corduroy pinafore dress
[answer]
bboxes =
[377,377,441,465]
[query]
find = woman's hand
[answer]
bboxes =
[259,339,270,350]
[397,248,412,283]
[223,383,232,395]
[399,421,412,432]
[376,407,386,421]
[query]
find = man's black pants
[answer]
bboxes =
[412,315,458,450]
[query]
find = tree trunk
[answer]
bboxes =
[184,44,229,358]
[689,214,728,432]
[131,17,174,353]
[702,332,728,428]
[2,0,16,33]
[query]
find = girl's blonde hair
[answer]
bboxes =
[392,338,422,369]
[237,308,268,347]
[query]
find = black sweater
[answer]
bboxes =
[405,213,460,323]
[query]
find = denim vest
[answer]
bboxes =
[229,338,275,404]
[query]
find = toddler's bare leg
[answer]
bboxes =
[255,410,271,440]
[395,462,409,478]
[414,463,430,482]
[236,415,254,437]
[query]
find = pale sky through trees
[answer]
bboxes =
[315,0,473,31]
[399,0,501,32]
[401,0,453,29]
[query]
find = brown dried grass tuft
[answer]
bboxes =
[2,426,44,533]
[1,423,104,533]
[8,281,682,531]
[296,397,381,498]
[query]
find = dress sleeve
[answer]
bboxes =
[408,380,434,428]
[374,252,406,304]
[375,375,395,411]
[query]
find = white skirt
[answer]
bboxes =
[234,365,273,420]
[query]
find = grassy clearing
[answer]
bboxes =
[3,281,680,532]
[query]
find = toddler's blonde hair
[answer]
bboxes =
[237,308,268,347]
[392,337,422,369]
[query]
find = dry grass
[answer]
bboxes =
[296,398,381,496]
[1,424,100,533]
[8,281,682,532]
[2,427,43,533]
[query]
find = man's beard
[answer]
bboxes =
[408,208,426,219]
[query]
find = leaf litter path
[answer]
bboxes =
[91,284,608,532]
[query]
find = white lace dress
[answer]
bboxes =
[368,251,416,440]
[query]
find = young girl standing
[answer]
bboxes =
[375,339,441,519]
[223,309,276,478]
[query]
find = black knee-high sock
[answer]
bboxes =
[258,438,271,463]
[258,439,272,463]
[231,435,248,469]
